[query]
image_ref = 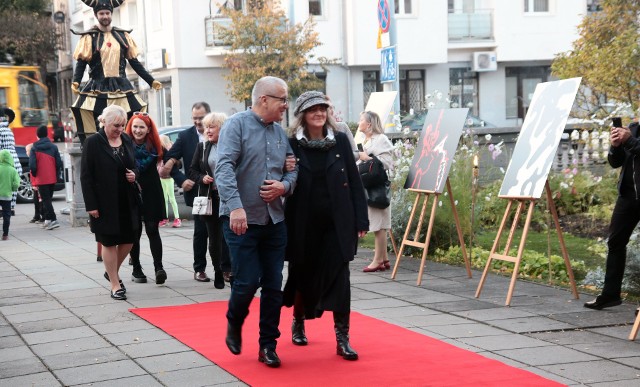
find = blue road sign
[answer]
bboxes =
[380,46,397,83]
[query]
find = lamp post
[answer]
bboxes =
[470,154,479,262]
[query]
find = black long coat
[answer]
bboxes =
[285,132,369,264]
[80,130,139,236]
[135,145,166,223]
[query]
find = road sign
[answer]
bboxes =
[377,0,390,33]
[380,46,397,83]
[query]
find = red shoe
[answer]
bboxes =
[363,263,385,273]
[383,260,391,270]
[172,219,182,228]
[159,219,169,227]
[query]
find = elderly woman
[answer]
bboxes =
[125,112,167,285]
[283,91,369,360]
[188,112,231,289]
[357,111,395,272]
[80,105,139,301]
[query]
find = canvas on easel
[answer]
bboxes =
[354,91,398,144]
[391,108,472,285]
[475,77,582,305]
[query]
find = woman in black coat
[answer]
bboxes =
[125,112,167,285]
[188,112,231,289]
[80,105,139,301]
[283,91,369,360]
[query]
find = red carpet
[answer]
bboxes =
[131,301,563,386]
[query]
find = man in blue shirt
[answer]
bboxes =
[215,76,297,368]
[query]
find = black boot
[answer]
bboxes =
[130,255,147,283]
[334,312,358,360]
[214,270,225,289]
[292,292,308,345]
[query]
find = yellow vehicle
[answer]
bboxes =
[0,65,51,145]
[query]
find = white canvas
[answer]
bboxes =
[355,91,398,143]
[499,77,581,199]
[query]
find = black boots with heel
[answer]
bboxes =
[334,312,358,360]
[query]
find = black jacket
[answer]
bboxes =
[164,125,200,206]
[188,141,221,216]
[285,132,369,263]
[609,122,640,199]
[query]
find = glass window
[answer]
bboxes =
[505,66,550,119]
[0,88,6,108]
[449,68,478,116]
[18,72,47,127]
[524,0,549,12]
[363,71,382,108]
[399,69,424,114]
[309,0,322,16]
[394,0,414,15]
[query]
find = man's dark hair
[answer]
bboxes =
[192,102,211,114]
[36,125,48,139]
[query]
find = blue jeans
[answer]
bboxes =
[222,217,286,350]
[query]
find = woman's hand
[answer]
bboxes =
[125,168,136,183]
[358,151,371,161]
[88,210,99,218]
[358,230,367,238]
[202,174,214,184]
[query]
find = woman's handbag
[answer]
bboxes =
[366,180,391,209]
[358,156,388,188]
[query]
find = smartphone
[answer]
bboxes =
[612,117,622,128]
[357,143,364,152]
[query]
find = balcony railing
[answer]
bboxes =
[205,16,231,47]
[448,9,493,41]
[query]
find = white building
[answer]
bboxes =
[63,0,595,129]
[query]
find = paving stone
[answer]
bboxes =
[0,326,15,337]
[0,356,48,378]
[528,329,618,346]
[538,359,640,384]
[3,308,75,324]
[0,371,62,387]
[31,335,112,357]
[566,341,640,359]
[0,345,35,363]
[120,338,192,358]
[92,319,156,335]
[613,356,640,368]
[424,322,510,338]
[458,333,552,351]
[53,359,146,385]
[13,315,86,335]
[154,365,240,387]
[486,316,576,333]
[87,375,164,387]
[589,380,640,387]
[41,347,128,370]
[0,334,24,349]
[136,351,214,373]
[104,327,173,346]
[453,306,538,321]
[0,300,61,315]
[350,297,412,310]
[426,299,500,312]
[495,345,599,366]
[22,326,97,345]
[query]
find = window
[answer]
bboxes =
[448,0,475,13]
[363,71,382,108]
[394,0,413,15]
[0,88,7,108]
[399,70,424,114]
[449,68,478,116]
[505,66,550,119]
[156,84,173,127]
[309,0,322,16]
[524,0,548,13]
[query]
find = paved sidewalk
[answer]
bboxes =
[1,199,639,386]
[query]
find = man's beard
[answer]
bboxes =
[99,18,111,27]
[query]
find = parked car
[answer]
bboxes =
[15,145,65,203]
[401,111,496,132]
[159,125,190,144]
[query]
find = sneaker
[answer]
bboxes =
[29,218,39,223]
[34,219,44,224]
[46,220,60,230]
[2,235,7,241]
[41,220,51,229]
[159,219,169,227]
[172,219,182,228]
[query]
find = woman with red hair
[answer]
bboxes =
[125,112,168,285]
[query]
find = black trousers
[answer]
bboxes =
[130,219,163,272]
[192,214,209,272]
[602,194,640,298]
[38,184,56,222]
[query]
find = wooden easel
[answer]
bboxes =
[474,180,579,306]
[391,178,472,285]
[629,310,640,340]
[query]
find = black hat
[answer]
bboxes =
[81,0,125,14]
[294,91,329,117]
[37,125,48,139]
[0,107,15,124]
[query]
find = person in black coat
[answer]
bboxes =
[188,112,232,289]
[283,91,369,360]
[125,112,168,285]
[80,105,139,301]
[161,102,212,282]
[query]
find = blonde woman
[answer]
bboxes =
[357,111,394,272]
[158,135,181,227]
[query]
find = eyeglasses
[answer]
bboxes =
[264,95,289,105]
[133,111,149,117]
[192,116,205,121]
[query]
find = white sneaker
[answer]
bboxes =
[42,220,51,229]
[46,220,60,230]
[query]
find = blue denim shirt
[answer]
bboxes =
[215,110,297,225]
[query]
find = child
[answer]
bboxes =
[0,149,20,240]
[158,135,181,227]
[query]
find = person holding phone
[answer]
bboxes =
[80,105,139,301]
[584,117,640,315]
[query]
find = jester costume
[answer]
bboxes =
[71,0,160,144]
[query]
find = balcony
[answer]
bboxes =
[448,9,494,41]
[205,16,231,48]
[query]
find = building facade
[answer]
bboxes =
[62,0,593,129]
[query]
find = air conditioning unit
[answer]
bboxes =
[472,51,497,72]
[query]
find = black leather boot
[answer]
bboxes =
[334,312,358,360]
[292,295,308,345]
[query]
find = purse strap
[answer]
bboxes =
[197,143,211,198]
